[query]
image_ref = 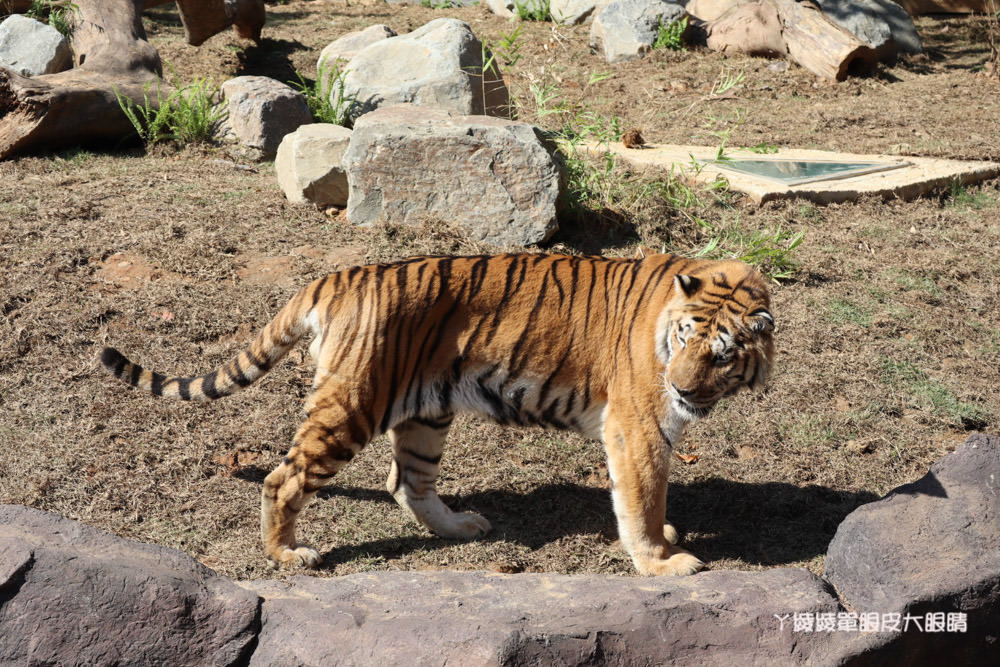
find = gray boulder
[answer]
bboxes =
[318,25,396,69]
[815,0,922,62]
[0,14,72,77]
[0,505,259,666]
[590,0,688,64]
[219,75,312,161]
[244,568,841,666]
[550,0,611,23]
[343,104,561,246]
[275,123,353,207]
[342,18,510,123]
[824,433,1000,663]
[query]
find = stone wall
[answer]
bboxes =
[1,433,997,665]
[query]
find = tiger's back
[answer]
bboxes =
[101,252,774,576]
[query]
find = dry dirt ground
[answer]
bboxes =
[1,1,998,581]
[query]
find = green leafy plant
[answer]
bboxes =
[748,141,779,154]
[945,179,995,210]
[701,108,747,160]
[115,75,226,148]
[586,71,613,86]
[290,56,356,126]
[652,15,688,51]
[491,24,524,67]
[26,0,77,37]
[694,222,804,281]
[513,0,550,21]
[880,357,988,429]
[710,66,746,96]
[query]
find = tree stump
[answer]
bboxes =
[0,0,265,159]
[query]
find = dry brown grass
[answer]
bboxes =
[0,4,998,581]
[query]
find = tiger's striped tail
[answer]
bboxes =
[100,289,316,402]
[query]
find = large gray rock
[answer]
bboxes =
[275,123,353,207]
[318,24,396,69]
[244,568,841,666]
[343,104,561,246]
[815,0,922,62]
[551,0,611,23]
[0,505,259,666]
[0,14,72,77]
[219,75,312,161]
[824,433,1000,663]
[342,18,510,122]
[589,0,688,64]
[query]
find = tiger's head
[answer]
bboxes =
[656,261,775,420]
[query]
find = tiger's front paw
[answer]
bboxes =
[636,549,704,576]
[432,511,492,539]
[268,545,322,569]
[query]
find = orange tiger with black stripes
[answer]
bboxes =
[101,251,774,576]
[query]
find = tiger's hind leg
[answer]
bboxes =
[261,404,370,568]
[386,417,491,539]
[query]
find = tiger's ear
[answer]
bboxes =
[674,274,701,297]
[748,308,775,334]
[634,246,655,259]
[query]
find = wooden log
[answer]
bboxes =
[0,0,263,159]
[703,0,879,81]
[770,0,879,80]
[704,1,786,58]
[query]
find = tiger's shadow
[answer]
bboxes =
[301,478,879,570]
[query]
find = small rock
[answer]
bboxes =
[550,0,611,23]
[589,0,689,64]
[219,76,312,162]
[343,104,562,246]
[275,123,353,207]
[0,14,72,77]
[342,18,510,122]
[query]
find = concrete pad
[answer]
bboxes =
[582,142,1000,204]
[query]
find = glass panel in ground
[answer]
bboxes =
[704,159,909,185]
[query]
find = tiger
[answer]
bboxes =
[100,251,775,576]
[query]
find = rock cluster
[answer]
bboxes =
[1,434,996,664]
[267,19,556,247]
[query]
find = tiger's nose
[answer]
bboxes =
[671,383,695,398]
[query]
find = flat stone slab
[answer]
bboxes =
[243,568,842,665]
[584,142,1000,204]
